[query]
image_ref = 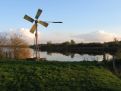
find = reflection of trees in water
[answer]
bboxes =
[47,51,75,58]
[1,48,31,59]
[47,52,52,55]
[46,51,113,61]
[70,53,74,58]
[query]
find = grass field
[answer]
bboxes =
[0,60,121,91]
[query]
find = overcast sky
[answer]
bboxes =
[0,0,121,44]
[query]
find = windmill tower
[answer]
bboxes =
[24,9,62,60]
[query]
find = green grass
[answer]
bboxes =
[0,60,121,91]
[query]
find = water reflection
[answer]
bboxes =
[30,48,113,61]
[0,47,31,59]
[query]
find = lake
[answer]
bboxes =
[30,48,113,61]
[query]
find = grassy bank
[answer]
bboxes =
[0,60,121,91]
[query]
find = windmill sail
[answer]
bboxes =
[38,20,48,27]
[35,9,42,19]
[52,22,63,23]
[30,24,36,33]
[24,15,34,23]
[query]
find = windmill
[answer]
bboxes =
[23,9,62,60]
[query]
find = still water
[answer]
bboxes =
[30,49,113,61]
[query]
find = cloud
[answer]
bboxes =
[7,29,121,44]
[8,28,69,44]
[73,30,121,43]
[18,28,35,44]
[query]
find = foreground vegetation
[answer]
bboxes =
[0,60,121,91]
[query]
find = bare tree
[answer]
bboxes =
[0,33,31,59]
[9,33,31,59]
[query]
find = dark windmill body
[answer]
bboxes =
[24,9,62,60]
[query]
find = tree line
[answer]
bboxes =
[32,39,121,55]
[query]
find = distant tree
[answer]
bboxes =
[70,40,76,45]
[114,37,118,42]
[114,38,119,44]
[47,41,52,45]
[62,41,70,45]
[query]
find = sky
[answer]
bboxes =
[0,0,121,44]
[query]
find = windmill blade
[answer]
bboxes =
[52,22,63,23]
[38,20,48,27]
[35,9,42,19]
[24,15,34,23]
[30,24,37,33]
